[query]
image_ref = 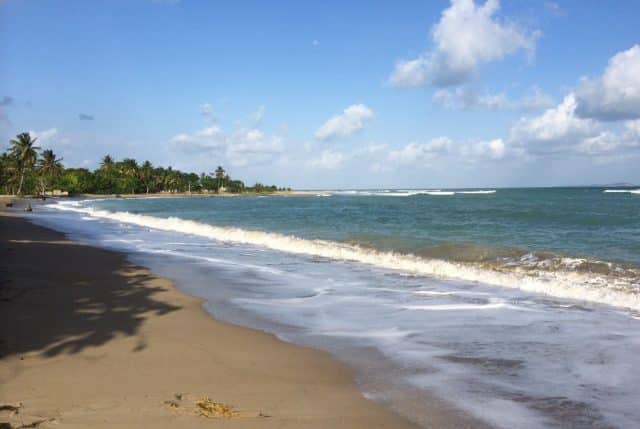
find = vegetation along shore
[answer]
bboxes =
[0,132,290,197]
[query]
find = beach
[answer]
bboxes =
[0,207,486,428]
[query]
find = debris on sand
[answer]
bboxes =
[163,393,268,419]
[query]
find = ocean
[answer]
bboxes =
[32,187,640,428]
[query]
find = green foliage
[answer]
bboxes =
[1,132,286,196]
[59,168,95,194]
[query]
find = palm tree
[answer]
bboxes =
[139,160,154,194]
[0,153,17,194]
[119,158,139,194]
[214,165,225,192]
[99,154,114,173]
[37,149,64,197]
[9,132,40,195]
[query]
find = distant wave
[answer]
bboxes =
[328,189,495,197]
[51,200,640,311]
[603,189,640,194]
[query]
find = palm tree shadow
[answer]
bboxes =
[0,223,181,359]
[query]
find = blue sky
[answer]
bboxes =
[1,0,639,188]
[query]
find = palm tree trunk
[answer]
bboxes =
[17,168,25,195]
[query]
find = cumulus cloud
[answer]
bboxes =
[170,106,284,167]
[78,113,94,120]
[170,125,226,152]
[460,138,508,160]
[315,104,374,140]
[574,45,640,121]
[308,149,346,169]
[509,94,597,153]
[508,93,640,158]
[226,129,284,167]
[389,137,452,164]
[389,0,539,88]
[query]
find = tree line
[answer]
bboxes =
[0,132,288,196]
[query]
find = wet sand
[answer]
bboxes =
[0,206,484,428]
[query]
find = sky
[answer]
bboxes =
[1,0,640,189]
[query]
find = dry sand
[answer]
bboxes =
[0,206,484,428]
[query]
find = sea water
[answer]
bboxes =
[31,187,640,428]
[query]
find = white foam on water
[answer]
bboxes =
[49,200,640,311]
[603,189,640,194]
[402,303,508,311]
[414,290,490,296]
[456,190,496,194]
[325,189,495,197]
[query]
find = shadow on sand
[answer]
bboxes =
[0,214,180,358]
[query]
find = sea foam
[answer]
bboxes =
[51,200,640,311]
[603,189,640,194]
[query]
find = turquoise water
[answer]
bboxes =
[37,187,640,428]
[92,188,640,264]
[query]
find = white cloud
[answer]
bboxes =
[389,0,539,88]
[433,87,509,110]
[434,86,554,111]
[389,57,430,88]
[625,119,640,136]
[226,129,283,167]
[170,125,226,152]
[389,137,452,164]
[314,104,374,140]
[519,86,555,111]
[308,149,346,169]
[29,128,59,143]
[170,107,284,167]
[575,45,640,121]
[460,138,508,160]
[509,94,597,153]
[508,93,640,158]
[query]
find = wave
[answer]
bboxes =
[50,200,640,311]
[603,189,640,194]
[328,189,495,197]
[456,190,496,194]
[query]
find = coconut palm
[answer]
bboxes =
[214,165,225,192]
[37,149,64,197]
[0,153,18,194]
[99,154,115,173]
[9,132,40,195]
[139,160,154,194]
[118,158,139,194]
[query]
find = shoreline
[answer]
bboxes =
[0,190,319,201]
[0,209,486,428]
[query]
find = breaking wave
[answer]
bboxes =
[329,189,495,197]
[603,189,640,194]
[51,200,640,311]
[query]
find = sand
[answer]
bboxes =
[0,205,484,428]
